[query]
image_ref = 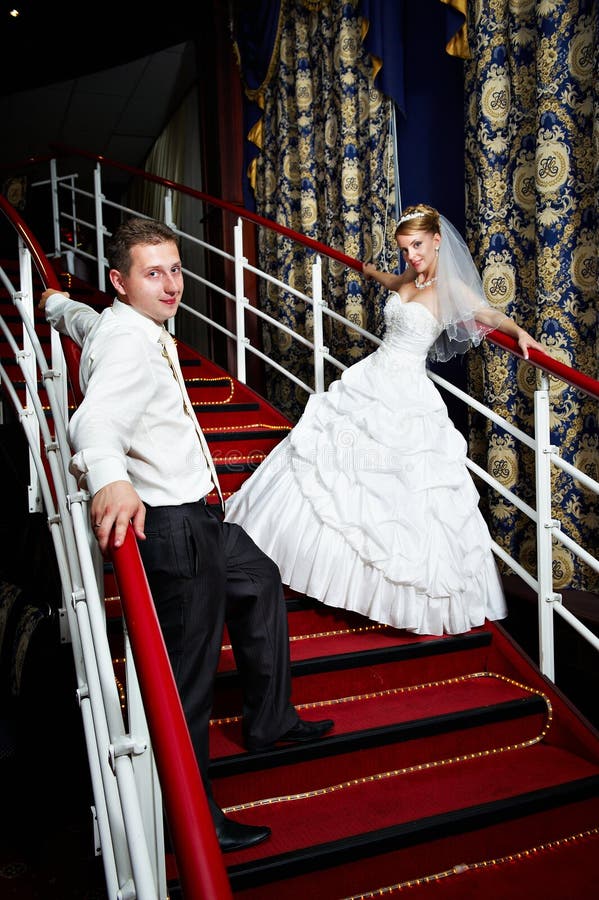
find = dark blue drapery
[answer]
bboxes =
[233,1,466,225]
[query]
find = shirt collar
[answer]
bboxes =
[111,297,166,342]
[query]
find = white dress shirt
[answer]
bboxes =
[45,293,214,505]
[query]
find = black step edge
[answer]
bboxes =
[9,381,47,391]
[192,402,260,412]
[1,341,50,360]
[224,774,599,891]
[0,312,49,324]
[215,462,262,474]
[216,630,493,690]
[206,428,291,443]
[284,594,321,611]
[209,696,547,777]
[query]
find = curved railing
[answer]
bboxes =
[0,193,231,900]
[46,142,598,400]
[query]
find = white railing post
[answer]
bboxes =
[125,627,166,899]
[50,157,62,257]
[60,175,78,275]
[164,188,177,336]
[311,255,326,393]
[69,174,78,265]
[164,191,177,337]
[534,374,557,680]
[17,239,42,512]
[234,218,248,384]
[163,189,174,230]
[50,327,69,441]
[93,163,106,292]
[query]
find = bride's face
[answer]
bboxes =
[396,229,440,275]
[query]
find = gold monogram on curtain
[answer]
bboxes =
[464,0,598,591]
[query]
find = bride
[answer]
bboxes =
[225,204,544,635]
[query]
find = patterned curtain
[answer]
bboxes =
[250,0,397,421]
[464,0,599,591]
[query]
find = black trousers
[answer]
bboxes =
[138,500,297,813]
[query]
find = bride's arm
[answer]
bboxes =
[474,306,544,360]
[362,261,412,292]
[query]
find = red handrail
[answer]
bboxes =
[110,528,231,899]
[47,143,599,402]
[50,143,363,272]
[487,330,599,400]
[0,193,61,290]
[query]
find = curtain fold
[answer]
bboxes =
[247,0,397,420]
[464,0,598,591]
[360,0,407,114]
[231,0,284,207]
[440,0,470,58]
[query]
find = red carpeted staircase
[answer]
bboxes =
[202,604,599,899]
[2,263,599,899]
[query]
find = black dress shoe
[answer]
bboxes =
[280,717,334,743]
[248,717,334,752]
[215,815,271,853]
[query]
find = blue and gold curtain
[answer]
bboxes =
[233,0,399,420]
[464,0,598,591]
[232,0,598,592]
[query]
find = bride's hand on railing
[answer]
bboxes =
[515,328,545,360]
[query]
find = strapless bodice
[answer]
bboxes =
[378,291,443,360]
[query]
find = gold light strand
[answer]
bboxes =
[112,664,127,712]
[216,672,553,752]
[224,724,548,812]
[211,671,551,728]
[203,422,292,433]
[219,622,388,651]
[214,452,266,466]
[186,376,232,385]
[288,623,388,642]
[184,377,235,406]
[340,827,599,898]
[297,671,552,716]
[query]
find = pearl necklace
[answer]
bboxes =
[414,276,438,291]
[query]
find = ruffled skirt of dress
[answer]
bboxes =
[225,348,507,635]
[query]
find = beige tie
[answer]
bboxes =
[158,329,224,510]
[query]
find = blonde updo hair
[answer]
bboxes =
[394,203,441,238]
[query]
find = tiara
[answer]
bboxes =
[398,211,424,224]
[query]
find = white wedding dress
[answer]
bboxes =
[225,292,507,635]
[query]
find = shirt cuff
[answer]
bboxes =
[69,452,130,497]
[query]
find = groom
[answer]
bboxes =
[41,217,333,853]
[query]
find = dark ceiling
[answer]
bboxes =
[1,2,199,94]
[0,2,205,172]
